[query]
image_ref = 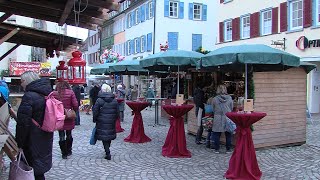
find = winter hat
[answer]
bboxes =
[101,84,111,93]
[117,84,123,90]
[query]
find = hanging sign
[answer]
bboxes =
[9,62,51,76]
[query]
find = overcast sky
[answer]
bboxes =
[67,25,89,41]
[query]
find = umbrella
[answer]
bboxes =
[90,63,114,75]
[109,60,148,75]
[201,44,300,99]
[140,50,203,94]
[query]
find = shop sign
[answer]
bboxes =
[296,36,320,50]
[9,62,52,76]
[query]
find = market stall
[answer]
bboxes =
[187,44,315,149]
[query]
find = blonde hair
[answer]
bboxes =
[21,71,40,86]
[101,84,111,93]
[216,84,228,95]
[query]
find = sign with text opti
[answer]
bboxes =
[9,62,51,76]
[296,36,320,50]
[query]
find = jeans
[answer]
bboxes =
[119,111,124,122]
[35,174,45,180]
[195,106,205,142]
[102,140,111,154]
[59,130,72,141]
[206,129,212,144]
[75,110,80,125]
[211,131,232,150]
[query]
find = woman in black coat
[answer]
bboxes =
[16,71,53,180]
[93,84,119,160]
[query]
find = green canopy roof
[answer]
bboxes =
[109,60,148,75]
[90,63,114,75]
[300,61,317,73]
[202,44,300,67]
[140,50,203,71]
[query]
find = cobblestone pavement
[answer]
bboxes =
[1,106,320,180]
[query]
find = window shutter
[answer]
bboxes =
[143,35,147,52]
[189,3,193,20]
[179,2,184,19]
[192,34,202,51]
[280,2,287,32]
[146,3,150,20]
[126,40,129,55]
[141,5,145,22]
[303,0,312,28]
[202,4,207,21]
[168,32,178,50]
[130,40,134,54]
[272,7,279,34]
[232,18,240,40]
[137,9,141,24]
[151,0,155,18]
[137,38,141,53]
[219,22,224,43]
[147,33,152,52]
[164,0,169,17]
[250,12,260,38]
[132,11,136,25]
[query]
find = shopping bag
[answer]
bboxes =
[9,150,35,180]
[90,127,97,145]
[197,108,203,126]
[204,104,213,115]
[226,118,236,134]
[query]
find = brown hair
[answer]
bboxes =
[55,81,71,98]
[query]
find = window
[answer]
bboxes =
[317,0,320,25]
[128,13,133,27]
[261,10,272,35]
[241,15,250,39]
[149,1,154,19]
[135,9,139,24]
[135,38,139,53]
[289,0,303,30]
[127,41,131,55]
[141,36,145,52]
[193,4,202,20]
[169,1,178,18]
[224,20,232,41]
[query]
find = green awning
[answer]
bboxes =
[109,60,148,75]
[90,63,114,75]
[300,61,317,73]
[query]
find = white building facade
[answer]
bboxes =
[215,0,320,113]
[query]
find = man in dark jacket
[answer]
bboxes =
[93,84,119,160]
[194,83,206,145]
[87,83,100,115]
[17,71,53,180]
[72,84,81,125]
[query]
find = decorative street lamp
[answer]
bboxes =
[56,61,68,82]
[67,50,86,85]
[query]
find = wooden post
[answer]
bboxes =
[0,28,20,45]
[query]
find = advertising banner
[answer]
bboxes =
[9,62,52,76]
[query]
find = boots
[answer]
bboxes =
[66,138,73,156]
[59,140,68,159]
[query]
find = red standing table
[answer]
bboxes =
[124,101,151,143]
[225,112,267,180]
[115,98,125,133]
[162,104,193,158]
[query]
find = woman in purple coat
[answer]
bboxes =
[53,81,79,159]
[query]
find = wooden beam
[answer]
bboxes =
[59,0,74,26]
[0,28,19,45]
[0,13,12,23]
[0,44,20,61]
[86,0,118,10]
[8,0,64,10]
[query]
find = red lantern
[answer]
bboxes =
[56,61,68,82]
[67,50,86,85]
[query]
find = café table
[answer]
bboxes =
[124,101,151,143]
[162,104,194,158]
[115,98,124,133]
[146,97,167,126]
[224,112,267,180]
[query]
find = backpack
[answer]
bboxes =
[32,92,65,132]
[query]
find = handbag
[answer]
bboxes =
[204,104,213,114]
[64,109,76,120]
[90,127,97,145]
[9,150,35,180]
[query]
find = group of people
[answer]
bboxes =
[14,71,129,180]
[194,84,233,154]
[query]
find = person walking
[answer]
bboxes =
[117,84,126,122]
[131,84,138,101]
[210,84,233,153]
[194,83,206,145]
[72,84,81,125]
[16,71,53,180]
[87,82,100,115]
[93,84,119,160]
[53,81,79,159]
